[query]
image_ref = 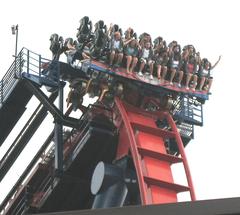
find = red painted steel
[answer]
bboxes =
[114,97,196,205]
[114,97,149,204]
[165,113,196,201]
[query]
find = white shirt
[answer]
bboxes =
[142,48,150,59]
[202,69,209,76]
[113,40,120,49]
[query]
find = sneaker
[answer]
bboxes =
[138,71,143,76]
[178,83,181,88]
[149,74,153,80]
[203,85,209,91]
[170,82,173,86]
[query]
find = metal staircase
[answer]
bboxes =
[0,48,53,146]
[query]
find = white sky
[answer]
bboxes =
[0,0,240,204]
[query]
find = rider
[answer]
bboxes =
[153,47,169,82]
[124,38,139,74]
[152,37,168,81]
[123,27,137,43]
[64,38,90,65]
[138,41,154,79]
[139,32,152,48]
[108,31,124,68]
[168,44,183,87]
[108,23,122,39]
[183,54,198,90]
[197,56,221,91]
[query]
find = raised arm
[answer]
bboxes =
[107,23,113,38]
[123,37,134,46]
[211,55,221,69]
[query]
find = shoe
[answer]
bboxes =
[150,75,153,80]
[203,86,209,91]
[170,82,173,86]
[186,86,189,90]
[178,83,181,88]
[138,71,143,76]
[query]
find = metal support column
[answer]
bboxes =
[54,61,64,175]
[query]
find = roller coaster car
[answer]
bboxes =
[39,54,208,111]
[79,59,209,102]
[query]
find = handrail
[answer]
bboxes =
[173,95,203,126]
[0,51,22,106]
[0,48,51,107]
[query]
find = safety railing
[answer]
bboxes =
[22,48,51,77]
[0,48,51,107]
[177,122,194,140]
[0,49,23,106]
[173,95,203,126]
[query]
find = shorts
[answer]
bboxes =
[198,73,209,78]
[112,48,123,54]
[155,59,167,66]
[170,65,179,72]
[140,58,153,65]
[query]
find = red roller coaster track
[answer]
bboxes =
[114,97,195,204]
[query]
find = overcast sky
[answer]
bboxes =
[0,0,240,204]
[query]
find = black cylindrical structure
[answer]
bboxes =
[92,181,128,208]
[91,161,128,208]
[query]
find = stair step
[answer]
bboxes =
[144,176,190,193]
[138,146,182,164]
[131,122,175,139]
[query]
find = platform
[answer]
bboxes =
[32,197,240,215]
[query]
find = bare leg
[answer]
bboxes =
[116,53,123,66]
[207,78,213,92]
[126,55,132,73]
[130,57,138,73]
[109,51,115,66]
[162,66,167,81]
[192,75,198,90]
[157,65,162,79]
[199,77,206,90]
[169,68,176,84]
[149,61,153,76]
[177,70,184,85]
[82,52,90,59]
[139,61,145,73]
[185,73,192,89]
